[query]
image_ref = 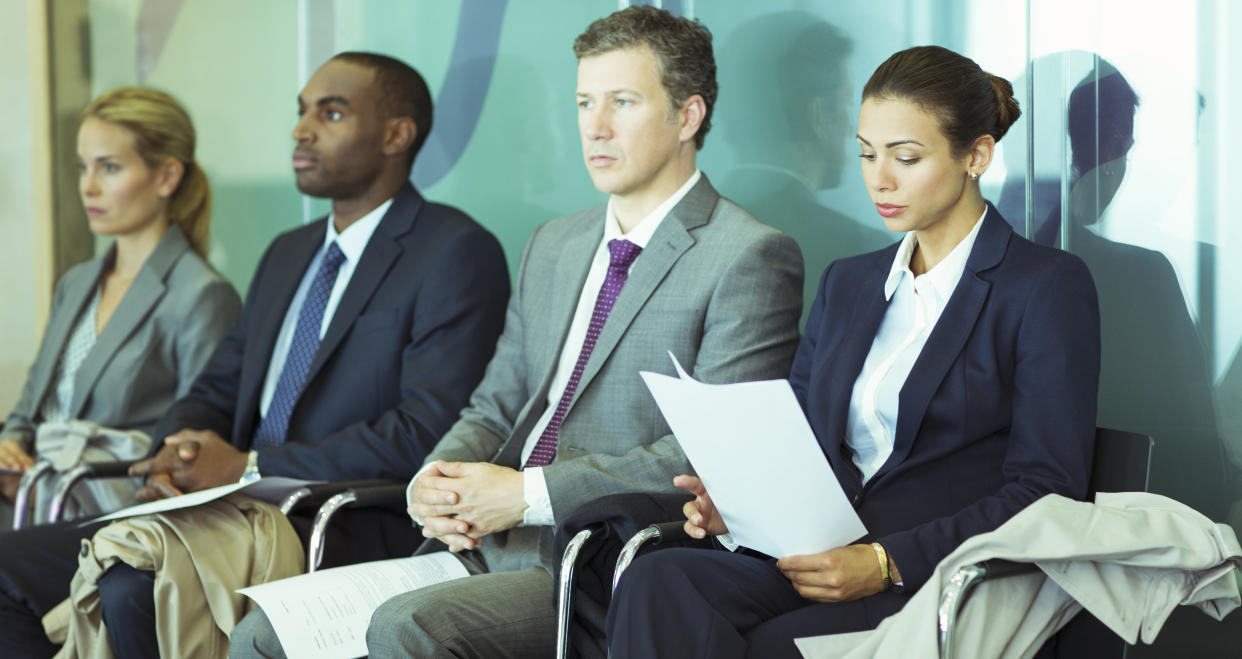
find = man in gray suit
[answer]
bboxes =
[231,7,804,658]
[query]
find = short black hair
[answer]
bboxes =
[331,51,433,170]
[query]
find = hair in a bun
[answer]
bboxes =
[863,45,1021,156]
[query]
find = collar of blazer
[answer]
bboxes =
[843,203,1014,489]
[560,174,722,419]
[235,182,425,441]
[63,224,193,418]
[302,181,426,392]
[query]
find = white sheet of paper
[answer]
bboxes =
[238,552,470,659]
[641,353,867,558]
[90,476,321,523]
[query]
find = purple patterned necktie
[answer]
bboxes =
[525,239,643,467]
[253,242,346,449]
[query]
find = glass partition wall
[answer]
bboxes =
[76,1,1240,654]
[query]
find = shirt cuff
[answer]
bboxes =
[717,532,741,552]
[521,467,553,526]
[405,463,435,526]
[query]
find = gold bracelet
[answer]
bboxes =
[870,542,891,590]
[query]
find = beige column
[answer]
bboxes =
[0,0,54,416]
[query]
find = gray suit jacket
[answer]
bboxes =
[425,175,804,570]
[1,225,242,452]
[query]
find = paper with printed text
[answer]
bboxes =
[641,353,867,557]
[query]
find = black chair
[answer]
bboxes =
[302,481,408,571]
[937,427,1153,659]
[554,492,709,659]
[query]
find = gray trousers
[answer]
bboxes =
[229,551,557,659]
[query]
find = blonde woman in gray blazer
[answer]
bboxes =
[0,88,241,520]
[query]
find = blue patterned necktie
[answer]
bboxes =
[253,242,346,449]
[525,239,642,467]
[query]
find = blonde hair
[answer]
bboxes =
[82,87,211,257]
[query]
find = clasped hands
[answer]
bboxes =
[128,429,248,501]
[676,474,901,603]
[408,460,527,553]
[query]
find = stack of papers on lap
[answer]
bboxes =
[641,353,866,558]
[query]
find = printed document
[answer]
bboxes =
[91,477,321,523]
[641,353,867,557]
[238,552,470,659]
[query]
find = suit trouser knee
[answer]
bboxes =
[229,606,288,659]
[366,566,557,659]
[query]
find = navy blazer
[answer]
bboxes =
[153,183,510,481]
[789,205,1100,592]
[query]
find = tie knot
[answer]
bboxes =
[607,239,642,269]
[322,242,346,269]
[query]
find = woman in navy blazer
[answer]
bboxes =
[607,46,1101,658]
[0,88,240,521]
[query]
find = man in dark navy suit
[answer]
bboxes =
[0,52,510,658]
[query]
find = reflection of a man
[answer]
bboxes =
[1018,58,1231,521]
[716,12,889,325]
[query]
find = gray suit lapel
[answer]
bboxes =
[567,176,718,410]
[28,256,108,416]
[536,218,602,381]
[492,214,601,469]
[70,226,190,417]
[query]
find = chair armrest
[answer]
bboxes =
[612,521,692,592]
[12,459,56,530]
[46,460,142,524]
[304,480,406,572]
[79,460,139,478]
[938,559,1038,659]
[280,479,403,516]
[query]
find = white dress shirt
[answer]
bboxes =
[258,199,392,417]
[403,170,703,527]
[845,207,986,482]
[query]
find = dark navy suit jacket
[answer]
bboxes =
[789,204,1100,593]
[154,182,510,483]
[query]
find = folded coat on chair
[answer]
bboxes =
[794,492,1242,659]
[42,493,304,659]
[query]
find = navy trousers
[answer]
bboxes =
[0,520,104,657]
[605,547,909,658]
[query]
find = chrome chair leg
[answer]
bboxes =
[556,529,593,659]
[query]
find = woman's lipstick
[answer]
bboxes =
[875,203,906,218]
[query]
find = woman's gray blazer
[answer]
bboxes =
[1,224,241,452]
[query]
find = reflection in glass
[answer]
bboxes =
[715,12,890,324]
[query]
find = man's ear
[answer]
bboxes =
[383,116,418,159]
[678,94,706,145]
